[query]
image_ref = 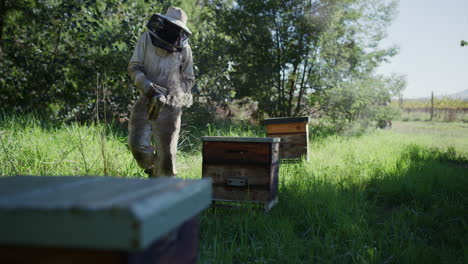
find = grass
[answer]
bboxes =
[1,115,467,263]
[399,109,468,123]
[391,121,468,156]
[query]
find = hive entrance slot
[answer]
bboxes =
[226,178,247,187]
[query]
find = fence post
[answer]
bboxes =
[399,91,403,108]
[430,91,434,121]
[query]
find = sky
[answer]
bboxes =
[376,0,468,98]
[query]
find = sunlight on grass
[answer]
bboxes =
[1,116,466,263]
[391,121,468,156]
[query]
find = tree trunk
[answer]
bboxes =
[273,9,283,117]
[293,45,312,116]
[295,65,313,116]
[286,64,298,116]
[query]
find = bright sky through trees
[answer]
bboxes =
[377,0,468,98]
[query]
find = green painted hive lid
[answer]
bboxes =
[201,136,280,143]
[0,176,212,250]
[262,116,310,125]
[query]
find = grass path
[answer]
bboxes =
[0,118,467,263]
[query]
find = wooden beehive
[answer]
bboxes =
[201,136,280,211]
[0,175,212,264]
[263,116,310,162]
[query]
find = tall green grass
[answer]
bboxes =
[0,115,467,263]
[198,132,467,263]
[0,115,139,177]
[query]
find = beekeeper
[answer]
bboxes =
[128,7,194,177]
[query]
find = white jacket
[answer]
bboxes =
[128,31,195,107]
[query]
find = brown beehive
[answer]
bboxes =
[201,136,280,211]
[263,116,310,162]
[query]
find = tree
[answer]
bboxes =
[1,0,402,128]
[0,0,163,119]
[0,0,217,121]
[207,0,398,117]
[0,0,30,45]
[320,73,406,131]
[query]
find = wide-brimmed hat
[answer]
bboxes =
[158,6,192,35]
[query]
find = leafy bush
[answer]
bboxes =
[0,0,163,120]
[317,75,405,133]
[1,0,405,133]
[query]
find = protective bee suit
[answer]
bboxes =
[128,7,194,177]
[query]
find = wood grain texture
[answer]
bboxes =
[211,186,271,202]
[203,141,272,164]
[270,133,308,160]
[267,124,309,160]
[271,141,280,163]
[0,245,126,264]
[269,143,280,199]
[203,163,271,187]
[127,217,199,264]
[202,141,279,207]
[0,217,199,264]
[266,122,307,134]
[202,136,280,143]
[262,116,309,125]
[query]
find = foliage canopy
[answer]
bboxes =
[0,0,404,130]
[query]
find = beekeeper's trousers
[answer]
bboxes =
[128,95,181,177]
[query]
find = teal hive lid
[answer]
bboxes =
[0,176,212,250]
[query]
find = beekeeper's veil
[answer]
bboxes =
[146,7,191,53]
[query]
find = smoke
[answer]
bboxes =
[155,50,193,108]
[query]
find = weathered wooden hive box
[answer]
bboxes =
[263,116,310,161]
[201,136,280,211]
[0,175,212,264]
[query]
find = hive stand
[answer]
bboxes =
[0,175,212,264]
[201,136,280,212]
[263,116,310,163]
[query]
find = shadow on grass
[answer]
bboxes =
[200,145,467,264]
[362,144,467,263]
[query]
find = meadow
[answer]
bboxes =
[0,116,467,263]
[393,97,468,122]
[399,108,468,122]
